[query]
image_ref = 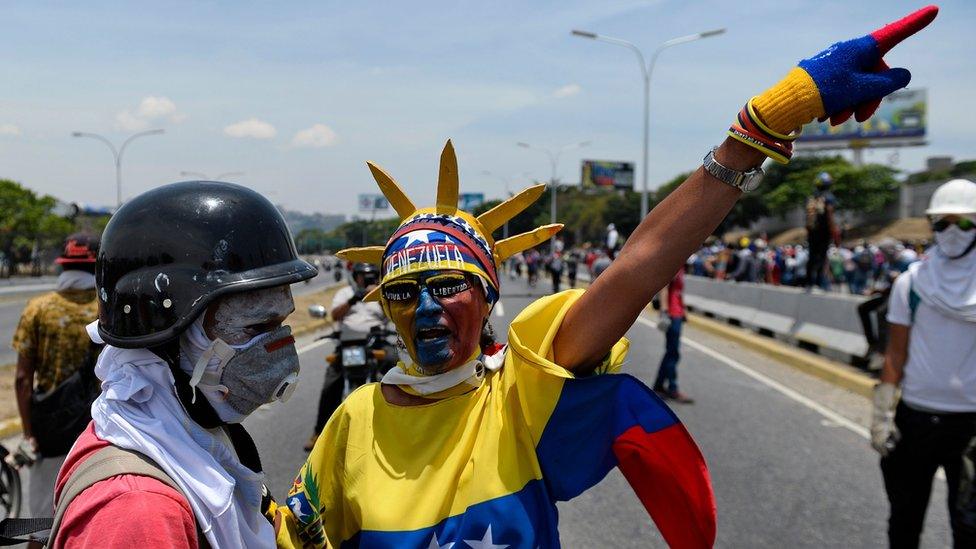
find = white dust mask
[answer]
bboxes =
[935,225,976,259]
[184,320,300,423]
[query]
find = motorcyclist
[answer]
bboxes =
[305,262,388,451]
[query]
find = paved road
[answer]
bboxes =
[0,264,337,366]
[248,274,953,548]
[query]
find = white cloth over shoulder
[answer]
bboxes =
[86,321,274,549]
[887,263,976,412]
[909,246,976,323]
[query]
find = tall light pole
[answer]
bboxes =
[180,171,245,181]
[571,27,725,219]
[72,129,165,208]
[517,141,589,245]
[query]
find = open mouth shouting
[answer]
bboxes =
[416,324,452,344]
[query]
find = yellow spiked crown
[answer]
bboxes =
[337,140,563,303]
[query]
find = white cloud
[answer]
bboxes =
[115,95,183,131]
[291,124,338,148]
[224,118,277,139]
[553,84,581,99]
[0,124,22,136]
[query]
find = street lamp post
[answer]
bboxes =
[72,129,165,208]
[571,27,725,219]
[180,171,245,181]
[517,141,589,245]
[482,170,531,239]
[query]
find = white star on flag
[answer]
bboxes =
[463,525,508,549]
[427,533,455,549]
[404,230,436,246]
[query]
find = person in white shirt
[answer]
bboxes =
[606,223,619,259]
[873,178,976,548]
[305,262,388,450]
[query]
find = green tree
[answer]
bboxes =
[762,155,898,215]
[0,179,74,261]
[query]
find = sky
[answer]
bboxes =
[1,0,973,216]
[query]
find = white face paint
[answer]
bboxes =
[205,286,295,345]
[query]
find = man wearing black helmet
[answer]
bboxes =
[47,182,316,548]
[305,262,386,451]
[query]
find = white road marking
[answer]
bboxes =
[494,301,505,317]
[297,337,334,355]
[636,315,948,481]
[636,315,870,438]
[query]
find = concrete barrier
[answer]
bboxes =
[752,284,802,335]
[793,292,870,357]
[682,275,869,361]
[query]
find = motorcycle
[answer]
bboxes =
[322,325,399,391]
[0,445,22,521]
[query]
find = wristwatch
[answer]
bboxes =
[703,147,764,192]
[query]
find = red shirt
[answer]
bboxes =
[667,270,685,318]
[51,423,199,548]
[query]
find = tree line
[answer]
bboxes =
[297,154,902,253]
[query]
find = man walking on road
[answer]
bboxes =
[873,178,976,548]
[653,268,693,404]
[10,233,99,547]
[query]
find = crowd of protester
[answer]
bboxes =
[685,237,927,295]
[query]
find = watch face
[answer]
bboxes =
[742,172,764,191]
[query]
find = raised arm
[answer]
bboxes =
[554,5,939,371]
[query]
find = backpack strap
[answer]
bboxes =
[49,445,191,545]
[908,275,921,324]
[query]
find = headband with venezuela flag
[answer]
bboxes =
[337,140,563,305]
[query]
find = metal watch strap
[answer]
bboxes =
[702,147,764,192]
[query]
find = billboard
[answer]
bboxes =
[581,160,634,190]
[796,88,926,147]
[459,192,485,211]
[358,193,389,212]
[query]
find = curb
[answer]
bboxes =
[0,418,20,440]
[685,312,875,398]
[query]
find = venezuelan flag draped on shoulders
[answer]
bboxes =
[275,290,715,548]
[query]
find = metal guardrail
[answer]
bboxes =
[683,275,869,360]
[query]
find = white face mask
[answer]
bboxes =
[935,225,976,259]
[180,287,299,423]
[188,326,300,423]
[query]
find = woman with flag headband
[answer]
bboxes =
[273,6,938,548]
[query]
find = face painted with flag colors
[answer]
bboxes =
[384,269,489,372]
[335,139,564,373]
[381,225,495,371]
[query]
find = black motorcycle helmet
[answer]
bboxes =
[352,262,379,286]
[96,181,317,348]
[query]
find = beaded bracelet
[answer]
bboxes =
[727,99,800,164]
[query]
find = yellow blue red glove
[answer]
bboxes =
[731,5,939,163]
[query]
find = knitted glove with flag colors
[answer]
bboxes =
[733,5,938,162]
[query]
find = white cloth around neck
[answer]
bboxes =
[381,350,505,395]
[910,245,976,323]
[85,320,274,548]
[56,270,95,291]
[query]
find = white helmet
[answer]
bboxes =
[926,179,976,216]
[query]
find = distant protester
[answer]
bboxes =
[873,178,976,548]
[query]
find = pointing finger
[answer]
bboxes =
[870,5,939,56]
